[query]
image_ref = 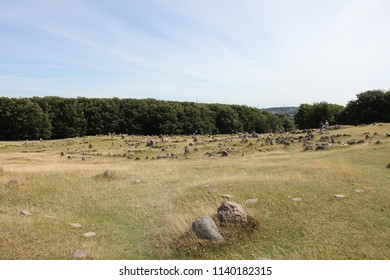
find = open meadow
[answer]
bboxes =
[0,124,389,260]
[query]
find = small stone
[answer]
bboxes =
[291,197,302,202]
[43,215,55,219]
[355,189,364,193]
[221,150,229,157]
[101,169,116,179]
[334,194,346,198]
[146,139,154,147]
[81,157,86,161]
[83,232,96,237]
[70,223,82,228]
[73,249,88,258]
[134,179,141,184]
[20,210,32,216]
[246,198,258,204]
[221,194,233,200]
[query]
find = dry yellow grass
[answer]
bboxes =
[0,124,389,259]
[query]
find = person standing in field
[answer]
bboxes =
[320,121,324,133]
[324,120,329,133]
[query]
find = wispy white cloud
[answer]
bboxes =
[0,0,389,107]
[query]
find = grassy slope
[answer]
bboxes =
[0,124,389,260]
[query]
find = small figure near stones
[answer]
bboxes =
[320,121,324,133]
[324,120,329,133]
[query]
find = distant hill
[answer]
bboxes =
[263,106,299,115]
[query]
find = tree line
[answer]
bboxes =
[1,89,388,140]
[294,89,390,129]
[0,97,284,140]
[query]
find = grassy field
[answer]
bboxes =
[0,124,389,260]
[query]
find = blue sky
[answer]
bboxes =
[0,0,389,107]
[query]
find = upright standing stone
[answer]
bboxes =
[217,201,247,224]
[192,216,224,242]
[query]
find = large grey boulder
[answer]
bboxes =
[192,216,224,242]
[217,201,247,224]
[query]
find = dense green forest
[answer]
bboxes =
[294,90,390,129]
[0,89,388,140]
[0,97,284,140]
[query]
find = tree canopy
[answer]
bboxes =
[294,89,389,129]
[338,90,390,125]
[0,97,282,140]
[1,89,388,140]
[294,102,344,129]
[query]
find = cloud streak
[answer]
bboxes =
[0,0,389,107]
